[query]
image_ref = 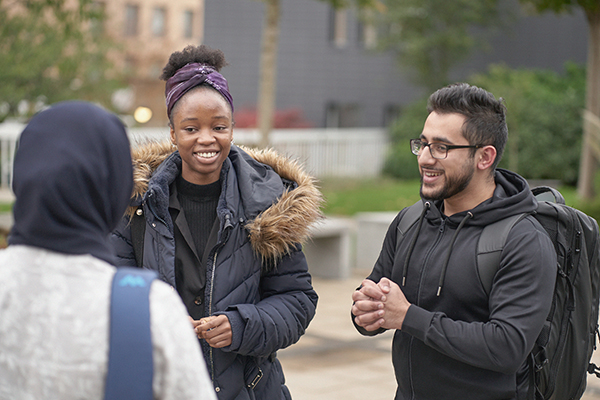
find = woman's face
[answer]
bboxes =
[170,87,233,185]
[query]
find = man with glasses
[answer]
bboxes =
[351,83,556,399]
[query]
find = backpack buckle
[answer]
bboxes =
[534,348,548,371]
[588,363,600,378]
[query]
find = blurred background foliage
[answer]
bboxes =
[383,62,586,186]
[370,0,511,93]
[0,0,124,121]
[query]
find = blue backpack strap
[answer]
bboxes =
[477,213,528,296]
[104,267,157,400]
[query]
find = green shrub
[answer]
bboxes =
[471,62,585,185]
[384,62,586,186]
[382,98,428,180]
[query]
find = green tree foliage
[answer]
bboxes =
[382,98,428,180]
[371,0,508,92]
[518,0,600,199]
[0,0,122,120]
[472,63,586,185]
[384,63,586,185]
[519,0,599,14]
[319,0,375,8]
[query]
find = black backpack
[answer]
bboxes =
[397,186,600,400]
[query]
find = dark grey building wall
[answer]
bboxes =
[457,6,588,78]
[202,0,416,128]
[203,0,588,128]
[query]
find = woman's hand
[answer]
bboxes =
[192,315,232,348]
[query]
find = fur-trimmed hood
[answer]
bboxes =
[128,140,324,263]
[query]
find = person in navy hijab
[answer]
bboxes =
[8,101,133,262]
[0,101,216,399]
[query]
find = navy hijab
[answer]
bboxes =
[9,101,133,265]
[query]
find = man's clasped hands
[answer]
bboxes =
[351,277,412,332]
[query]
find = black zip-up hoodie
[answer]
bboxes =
[358,169,556,400]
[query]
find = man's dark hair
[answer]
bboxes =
[427,83,508,170]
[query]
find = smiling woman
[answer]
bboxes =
[110,45,322,400]
[169,87,233,185]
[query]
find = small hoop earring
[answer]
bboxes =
[231,138,235,144]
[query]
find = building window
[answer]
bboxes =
[124,4,139,37]
[151,7,166,37]
[326,102,359,128]
[183,10,194,38]
[358,21,378,49]
[328,8,348,48]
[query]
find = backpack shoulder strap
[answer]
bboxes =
[531,186,565,205]
[477,213,528,296]
[397,201,424,237]
[104,267,157,400]
[130,206,146,268]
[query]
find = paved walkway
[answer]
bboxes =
[280,270,600,400]
[0,188,13,203]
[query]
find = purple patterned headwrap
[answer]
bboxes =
[165,63,234,118]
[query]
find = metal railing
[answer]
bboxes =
[0,124,389,189]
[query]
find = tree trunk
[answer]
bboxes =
[257,0,280,149]
[577,9,600,200]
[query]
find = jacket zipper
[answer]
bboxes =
[409,217,446,400]
[208,249,219,389]
[415,218,446,306]
[207,214,232,393]
[145,190,169,228]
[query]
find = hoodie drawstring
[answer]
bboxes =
[402,202,431,286]
[437,212,473,296]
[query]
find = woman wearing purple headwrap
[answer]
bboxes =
[111,45,323,400]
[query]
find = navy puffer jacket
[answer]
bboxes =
[111,142,322,400]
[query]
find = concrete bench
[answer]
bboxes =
[355,212,399,272]
[303,217,355,279]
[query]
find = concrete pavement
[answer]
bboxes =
[279,270,397,399]
[0,188,13,203]
[280,270,600,400]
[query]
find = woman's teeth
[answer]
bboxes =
[197,152,217,158]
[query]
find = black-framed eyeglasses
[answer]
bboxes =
[410,139,483,160]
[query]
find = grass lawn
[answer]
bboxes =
[319,177,421,216]
[319,177,584,217]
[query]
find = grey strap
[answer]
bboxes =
[477,213,527,296]
[397,201,424,237]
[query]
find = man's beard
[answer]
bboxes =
[420,161,475,201]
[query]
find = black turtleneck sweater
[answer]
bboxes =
[170,175,221,320]
[176,175,221,258]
